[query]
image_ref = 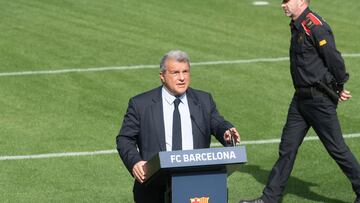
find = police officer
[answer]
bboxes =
[240,0,360,202]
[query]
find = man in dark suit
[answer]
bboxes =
[116,50,241,203]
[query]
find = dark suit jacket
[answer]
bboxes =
[116,86,233,202]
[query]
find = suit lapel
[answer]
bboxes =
[187,89,206,149]
[151,87,166,151]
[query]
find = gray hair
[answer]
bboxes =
[160,50,190,72]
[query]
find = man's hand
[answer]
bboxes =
[339,89,352,102]
[132,160,147,183]
[224,127,240,145]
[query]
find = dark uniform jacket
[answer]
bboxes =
[290,7,349,89]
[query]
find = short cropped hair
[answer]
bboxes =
[160,50,190,72]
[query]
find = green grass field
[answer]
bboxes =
[1,0,360,202]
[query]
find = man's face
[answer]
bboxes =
[281,0,303,19]
[160,59,190,96]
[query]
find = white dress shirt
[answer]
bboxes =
[162,87,193,151]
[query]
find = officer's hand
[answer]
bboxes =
[132,160,147,184]
[339,89,352,102]
[224,127,241,145]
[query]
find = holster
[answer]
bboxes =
[314,81,339,105]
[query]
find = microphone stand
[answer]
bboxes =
[229,128,237,147]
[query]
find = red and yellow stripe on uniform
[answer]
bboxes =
[301,12,323,36]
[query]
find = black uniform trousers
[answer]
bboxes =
[262,90,360,202]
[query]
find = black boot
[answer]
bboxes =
[354,196,360,203]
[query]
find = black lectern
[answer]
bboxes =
[144,146,247,203]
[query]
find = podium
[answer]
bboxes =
[145,146,247,203]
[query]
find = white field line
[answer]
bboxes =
[0,150,117,161]
[253,1,270,6]
[1,53,360,77]
[212,133,360,146]
[1,133,359,161]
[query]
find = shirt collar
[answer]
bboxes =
[290,7,311,30]
[162,86,186,105]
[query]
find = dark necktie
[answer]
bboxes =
[172,98,182,151]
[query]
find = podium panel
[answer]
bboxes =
[172,171,227,203]
[145,146,247,203]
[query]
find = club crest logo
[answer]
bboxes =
[190,197,209,203]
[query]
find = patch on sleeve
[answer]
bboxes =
[319,39,327,46]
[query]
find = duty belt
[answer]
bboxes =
[295,86,324,100]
